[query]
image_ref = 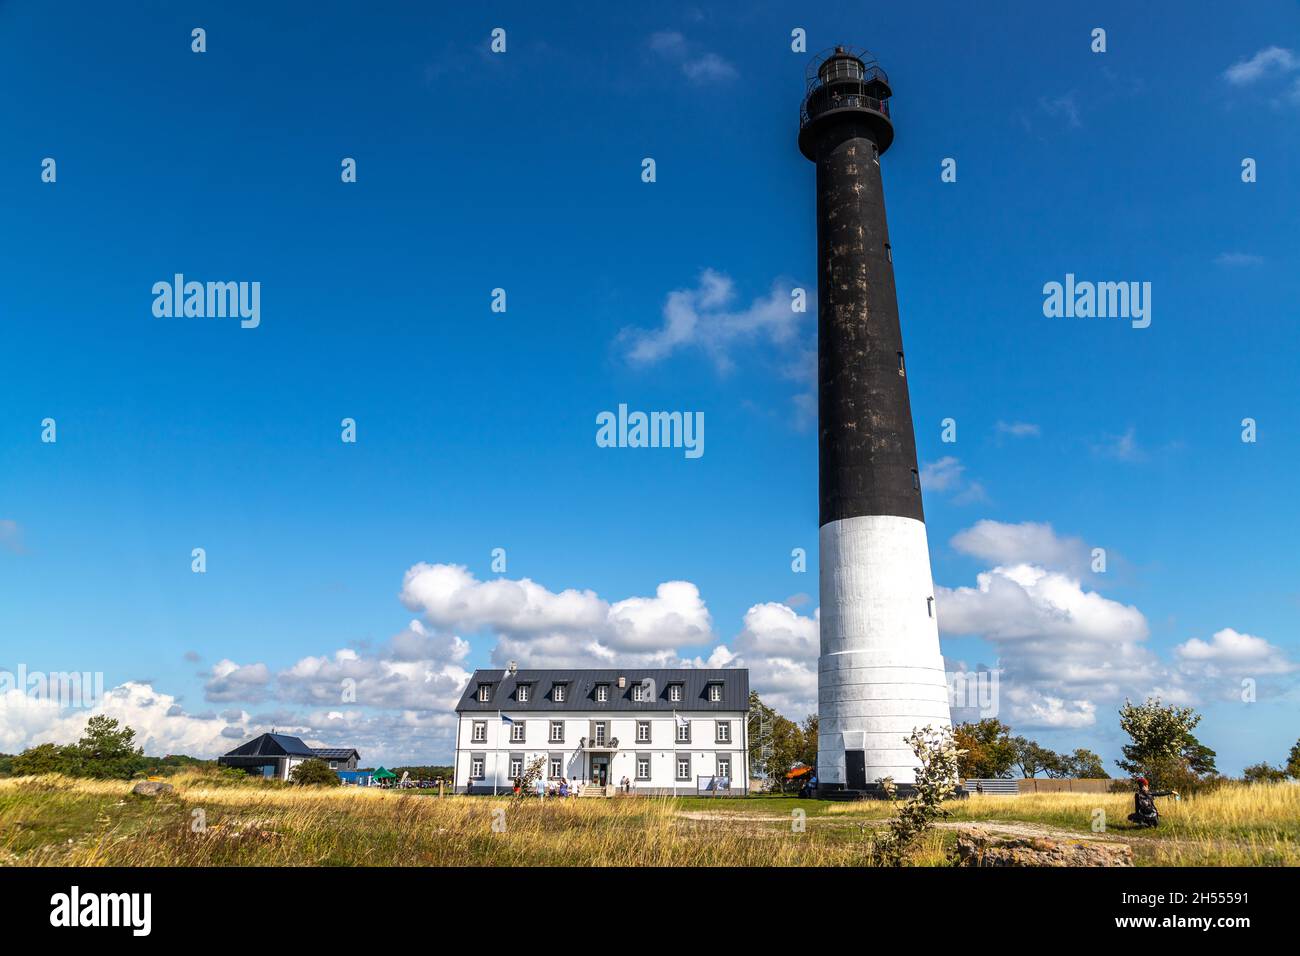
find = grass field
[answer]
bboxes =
[1,773,1296,866]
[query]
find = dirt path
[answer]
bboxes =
[676,810,1139,845]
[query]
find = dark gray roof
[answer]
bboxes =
[221,732,316,758]
[455,668,749,713]
[312,748,359,760]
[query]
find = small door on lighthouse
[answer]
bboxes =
[845,750,867,790]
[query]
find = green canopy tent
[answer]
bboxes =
[372,767,397,784]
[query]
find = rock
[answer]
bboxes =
[131,781,174,797]
[954,827,1132,867]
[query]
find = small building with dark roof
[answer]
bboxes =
[312,748,360,771]
[218,733,359,781]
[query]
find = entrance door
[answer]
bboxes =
[591,755,609,786]
[845,750,867,790]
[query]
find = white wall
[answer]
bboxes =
[819,514,953,785]
[454,712,749,793]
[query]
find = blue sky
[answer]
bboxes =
[1,1,1297,771]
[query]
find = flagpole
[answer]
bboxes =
[672,709,678,799]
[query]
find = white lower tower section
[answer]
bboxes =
[818,514,951,786]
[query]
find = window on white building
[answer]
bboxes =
[669,684,683,702]
[637,758,651,780]
[676,722,690,744]
[716,721,731,743]
[636,720,650,743]
[477,683,492,702]
[549,720,564,743]
[708,683,722,702]
[717,757,731,779]
[510,722,525,743]
[471,721,486,743]
[631,683,646,702]
[470,757,484,779]
[595,684,608,702]
[509,757,523,778]
[676,756,691,780]
[516,684,530,703]
[594,722,607,746]
[549,755,563,779]
[553,683,566,702]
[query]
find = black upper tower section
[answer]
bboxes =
[800,47,924,527]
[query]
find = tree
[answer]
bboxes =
[1061,748,1108,779]
[392,765,454,782]
[1116,698,1218,791]
[1242,763,1288,784]
[63,716,143,779]
[1287,739,1300,780]
[748,692,810,791]
[11,742,70,776]
[798,714,819,771]
[516,755,546,799]
[953,719,1016,779]
[1011,736,1064,778]
[289,758,340,786]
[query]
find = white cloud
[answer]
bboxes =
[620,270,801,373]
[204,659,272,703]
[1215,252,1265,267]
[1039,92,1081,128]
[950,520,1088,572]
[1175,628,1296,684]
[920,457,987,504]
[937,563,1158,728]
[648,31,737,84]
[1092,425,1144,462]
[996,421,1041,438]
[920,456,964,492]
[400,563,714,667]
[0,681,244,758]
[725,603,819,718]
[1224,46,1299,85]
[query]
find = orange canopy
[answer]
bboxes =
[785,765,812,779]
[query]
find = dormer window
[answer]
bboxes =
[552,683,566,703]
[595,684,609,703]
[631,683,647,702]
[516,684,530,703]
[477,683,492,702]
[669,683,683,703]
[708,683,723,703]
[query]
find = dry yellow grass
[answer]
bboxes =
[1,773,1295,866]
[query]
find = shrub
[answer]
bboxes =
[289,759,341,787]
[867,725,964,866]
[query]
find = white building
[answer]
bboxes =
[454,668,750,795]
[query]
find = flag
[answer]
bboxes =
[675,713,688,728]
[500,713,514,724]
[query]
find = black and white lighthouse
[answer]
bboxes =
[798,48,952,793]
